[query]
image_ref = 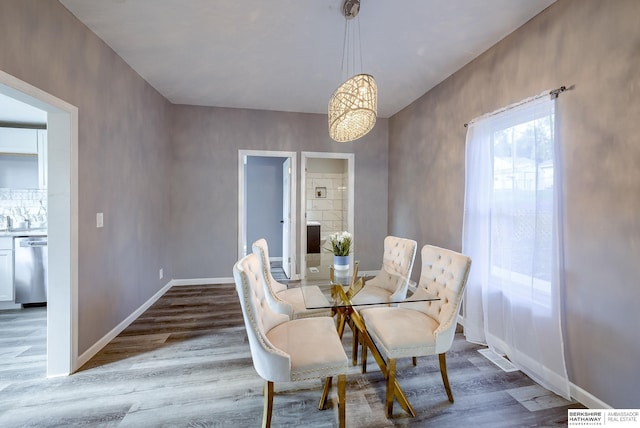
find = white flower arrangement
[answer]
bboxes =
[327,231,352,256]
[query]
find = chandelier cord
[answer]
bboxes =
[340,12,365,81]
[357,15,363,75]
[340,18,348,80]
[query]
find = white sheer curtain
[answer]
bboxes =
[462,94,570,398]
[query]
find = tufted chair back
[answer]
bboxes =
[233,253,292,382]
[418,245,471,353]
[252,239,294,317]
[252,239,287,294]
[368,236,417,298]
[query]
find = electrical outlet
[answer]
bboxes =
[159,268,163,280]
[96,212,103,228]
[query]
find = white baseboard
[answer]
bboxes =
[457,316,610,409]
[570,382,612,409]
[76,280,173,369]
[169,277,234,286]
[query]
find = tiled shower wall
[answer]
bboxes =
[306,172,347,244]
[0,188,47,230]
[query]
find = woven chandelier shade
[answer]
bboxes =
[328,73,377,142]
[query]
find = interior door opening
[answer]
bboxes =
[238,150,297,279]
[0,70,78,377]
[300,152,354,280]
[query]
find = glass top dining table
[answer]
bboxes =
[300,261,440,310]
[298,261,440,418]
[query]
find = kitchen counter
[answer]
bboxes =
[0,228,48,237]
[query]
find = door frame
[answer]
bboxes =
[300,152,354,279]
[0,70,79,377]
[238,150,297,279]
[281,157,292,278]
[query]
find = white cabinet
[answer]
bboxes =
[0,127,38,154]
[0,127,47,189]
[0,238,13,302]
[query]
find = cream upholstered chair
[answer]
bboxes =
[252,238,331,319]
[350,236,417,306]
[348,236,416,367]
[359,245,471,417]
[233,253,349,427]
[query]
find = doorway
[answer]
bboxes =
[238,150,297,279]
[300,152,354,280]
[0,70,78,377]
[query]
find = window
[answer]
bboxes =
[462,93,570,398]
[490,111,555,304]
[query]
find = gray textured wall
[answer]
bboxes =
[170,105,389,279]
[0,1,173,354]
[388,0,640,408]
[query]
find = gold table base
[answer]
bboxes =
[330,285,417,418]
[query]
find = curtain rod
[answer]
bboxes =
[463,85,567,128]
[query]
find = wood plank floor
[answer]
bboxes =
[0,284,583,427]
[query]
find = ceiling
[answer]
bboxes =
[50,1,555,119]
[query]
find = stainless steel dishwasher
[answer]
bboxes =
[14,235,48,304]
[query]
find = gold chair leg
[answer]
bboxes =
[319,376,333,410]
[385,358,396,417]
[355,315,368,373]
[263,381,274,428]
[438,353,454,403]
[351,327,359,366]
[338,374,346,428]
[336,312,347,339]
[361,339,368,373]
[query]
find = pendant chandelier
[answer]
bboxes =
[328,0,377,142]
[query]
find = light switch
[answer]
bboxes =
[96,212,104,228]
